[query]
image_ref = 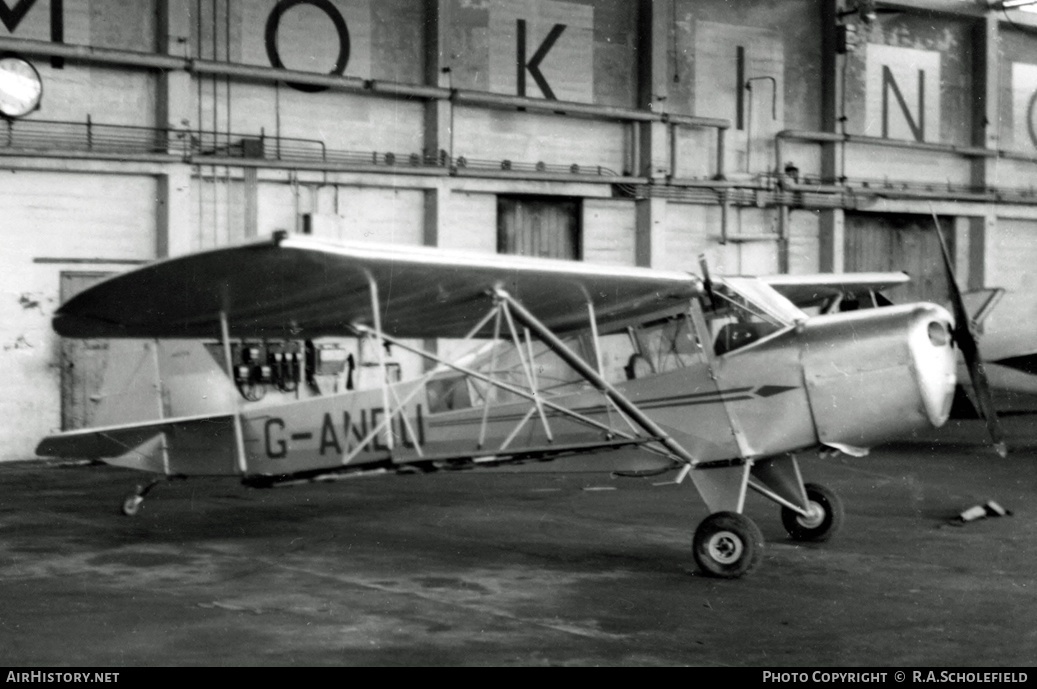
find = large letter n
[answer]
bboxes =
[881,65,924,142]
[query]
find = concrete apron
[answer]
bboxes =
[1,416,1035,666]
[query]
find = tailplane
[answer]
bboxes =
[38,340,241,470]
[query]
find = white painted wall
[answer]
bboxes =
[583,198,636,266]
[661,202,783,276]
[986,158,1037,191]
[439,191,498,253]
[984,218,1037,359]
[844,146,972,187]
[0,171,157,461]
[220,84,426,156]
[787,208,821,275]
[453,107,627,173]
[193,173,246,250]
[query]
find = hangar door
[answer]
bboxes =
[844,212,955,304]
[60,272,112,430]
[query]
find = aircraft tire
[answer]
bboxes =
[692,511,764,578]
[121,495,143,517]
[781,482,843,542]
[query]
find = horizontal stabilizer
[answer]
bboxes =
[36,413,238,475]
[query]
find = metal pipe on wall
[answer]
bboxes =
[211,0,218,246]
[664,117,730,181]
[195,0,204,250]
[775,129,995,185]
[0,36,183,69]
[669,122,677,179]
[225,0,233,242]
[777,204,790,273]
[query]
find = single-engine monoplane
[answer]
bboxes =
[36,231,999,577]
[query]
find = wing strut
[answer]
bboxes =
[354,322,650,453]
[494,289,700,467]
[352,294,668,463]
[366,272,394,452]
[500,302,554,443]
[220,310,248,474]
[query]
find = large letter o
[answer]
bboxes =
[265,0,350,93]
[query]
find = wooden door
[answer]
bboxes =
[59,272,113,430]
[498,196,581,260]
[844,213,955,305]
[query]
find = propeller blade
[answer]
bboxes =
[931,211,1008,457]
[698,254,716,310]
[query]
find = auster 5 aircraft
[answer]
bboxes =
[36,230,1004,578]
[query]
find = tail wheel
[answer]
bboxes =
[781,482,843,542]
[692,511,764,578]
[121,495,143,517]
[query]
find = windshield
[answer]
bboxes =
[717,277,806,324]
[705,278,802,355]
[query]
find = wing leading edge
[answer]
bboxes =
[53,235,701,340]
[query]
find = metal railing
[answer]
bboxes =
[1,116,182,155]
[0,117,628,180]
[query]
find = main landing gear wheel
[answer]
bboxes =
[781,482,844,542]
[692,511,764,578]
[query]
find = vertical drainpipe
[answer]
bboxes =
[715,126,726,181]
[776,132,789,273]
[631,120,642,177]
[720,188,729,245]
[668,120,677,179]
[777,198,790,274]
[718,124,729,244]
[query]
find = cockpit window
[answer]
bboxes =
[632,315,706,373]
[705,282,792,355]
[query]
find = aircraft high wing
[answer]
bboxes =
[38,233,961,578]
[53,233,697,340]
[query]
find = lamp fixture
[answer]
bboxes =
[0,54,42,119]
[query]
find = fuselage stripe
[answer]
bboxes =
[427,386,788,429]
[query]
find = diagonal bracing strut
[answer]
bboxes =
[494,289,700,467]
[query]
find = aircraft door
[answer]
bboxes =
[696,285,817,460]
[680,291,816,516]
[619,306,742,467]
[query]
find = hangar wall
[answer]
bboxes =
[2,0,1037,461]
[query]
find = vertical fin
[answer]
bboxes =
[92,340,240,428]
[91,340,163,427]
[157,340,240,418]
